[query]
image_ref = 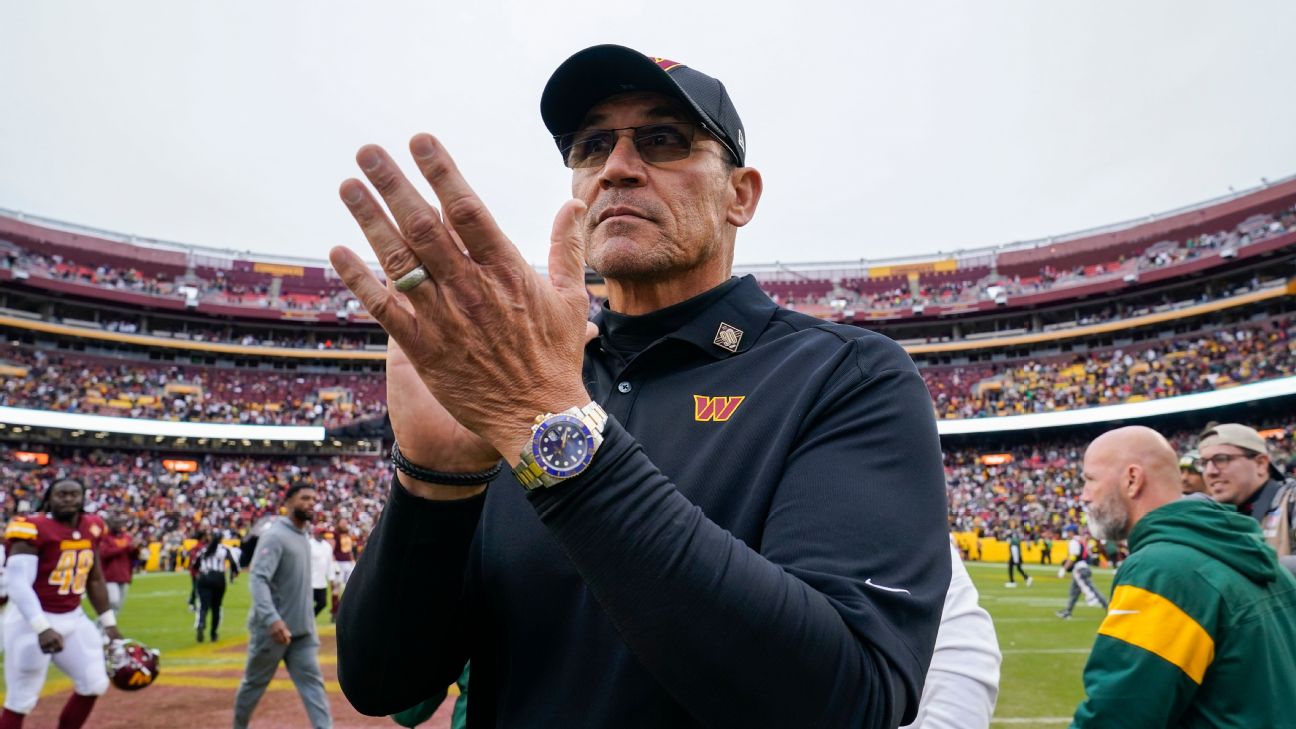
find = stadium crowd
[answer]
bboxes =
[835,204,1295,310]
[0,443,387,558]
[0,245,357,313]
[0,346,386,427]
[2,414,1290,575]
[97,321,374,352]
[5,204,1292,317]
[2,317,1293,427]
[945,419,1296,542]
[925,318,1295,418]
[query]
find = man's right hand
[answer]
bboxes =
[37,628,64,654]
[269,620,292,645]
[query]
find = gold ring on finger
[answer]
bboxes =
[393,264,430,293]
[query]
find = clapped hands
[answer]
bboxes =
[329,135,593,469]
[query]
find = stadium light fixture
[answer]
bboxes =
[0,406,325,441]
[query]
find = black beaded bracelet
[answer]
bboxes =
[390,443,503,486]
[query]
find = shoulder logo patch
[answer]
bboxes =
[694,395,744,422]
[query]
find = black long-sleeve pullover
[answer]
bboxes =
[338,276,950,728]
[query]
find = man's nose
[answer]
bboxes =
[599,134,646,188]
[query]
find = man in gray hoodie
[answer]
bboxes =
[232,483,332,729]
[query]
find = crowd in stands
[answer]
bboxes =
[2,316,1293,428]
[3,413,1291,567]
[925,318,1296,419]
[5,203,1293,319]
[830,204,1295,311]
[946,419,1296,542]
[0,443,387,556]
[98,320,374,351]
[0,247,356,313]
[0,346,386,427]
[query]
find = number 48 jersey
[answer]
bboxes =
[3,513,107,614]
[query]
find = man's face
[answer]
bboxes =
[1180,468,1206,495]
[1081,447,1132,542]
[571,92,737,282]
[48,481,84,521]
[1200,445,1268,505]
[287,489,317,523]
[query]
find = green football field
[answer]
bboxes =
[2,562,1110,728]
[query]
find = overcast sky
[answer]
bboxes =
[2,1,1293,269]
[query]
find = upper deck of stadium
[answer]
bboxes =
[3,174,1294,325]
[3,177,1296,449]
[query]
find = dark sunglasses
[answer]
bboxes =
[556,122,701,169]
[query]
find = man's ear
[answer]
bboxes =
[1127,465,1145,498]
[726,166,762,228]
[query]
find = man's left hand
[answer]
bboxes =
[330,135,592,462]
[104,625,124,643]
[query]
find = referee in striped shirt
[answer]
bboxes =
[193,529,239,642]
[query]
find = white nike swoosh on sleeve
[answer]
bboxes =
[864,578,912,595]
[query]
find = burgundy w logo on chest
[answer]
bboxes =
[693,395,745,422]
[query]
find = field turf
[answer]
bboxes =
[2,562,1111,728]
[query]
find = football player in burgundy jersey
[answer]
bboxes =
[0,542,7,655]
[98,514,136,614]
[329,520,358,622]
[1,479,123,729]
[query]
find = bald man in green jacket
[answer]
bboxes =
[1071,426,1296,728]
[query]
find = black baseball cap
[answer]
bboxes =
[540,44,747,167]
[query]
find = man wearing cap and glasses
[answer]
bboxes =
[329,44,949,728]
[1198,423,1296,574]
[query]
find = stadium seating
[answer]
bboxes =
[0,346,385,427]
[2,179,1296,561]
[2,193,1291,322]
[946,420,1296,541]
[925,318,1296,419]
[5,313,1290,427]
[0,444,388,548]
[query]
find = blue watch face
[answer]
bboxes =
[532,414,595,478]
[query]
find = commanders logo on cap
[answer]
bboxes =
[653,57,683,72]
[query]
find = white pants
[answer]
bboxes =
[106,582,129,612]
[2,606,110,714]
[334,561,355,594]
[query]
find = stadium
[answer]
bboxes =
[1,170,1295,729]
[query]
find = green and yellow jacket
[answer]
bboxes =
[1072,498,1296,728]
[390,664,469,729]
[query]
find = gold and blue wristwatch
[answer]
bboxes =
[512,401,608,490]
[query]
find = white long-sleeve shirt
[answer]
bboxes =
[309,536,334,590]
[901,540,1002,729]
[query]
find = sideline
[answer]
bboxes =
[37,627,460,699]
